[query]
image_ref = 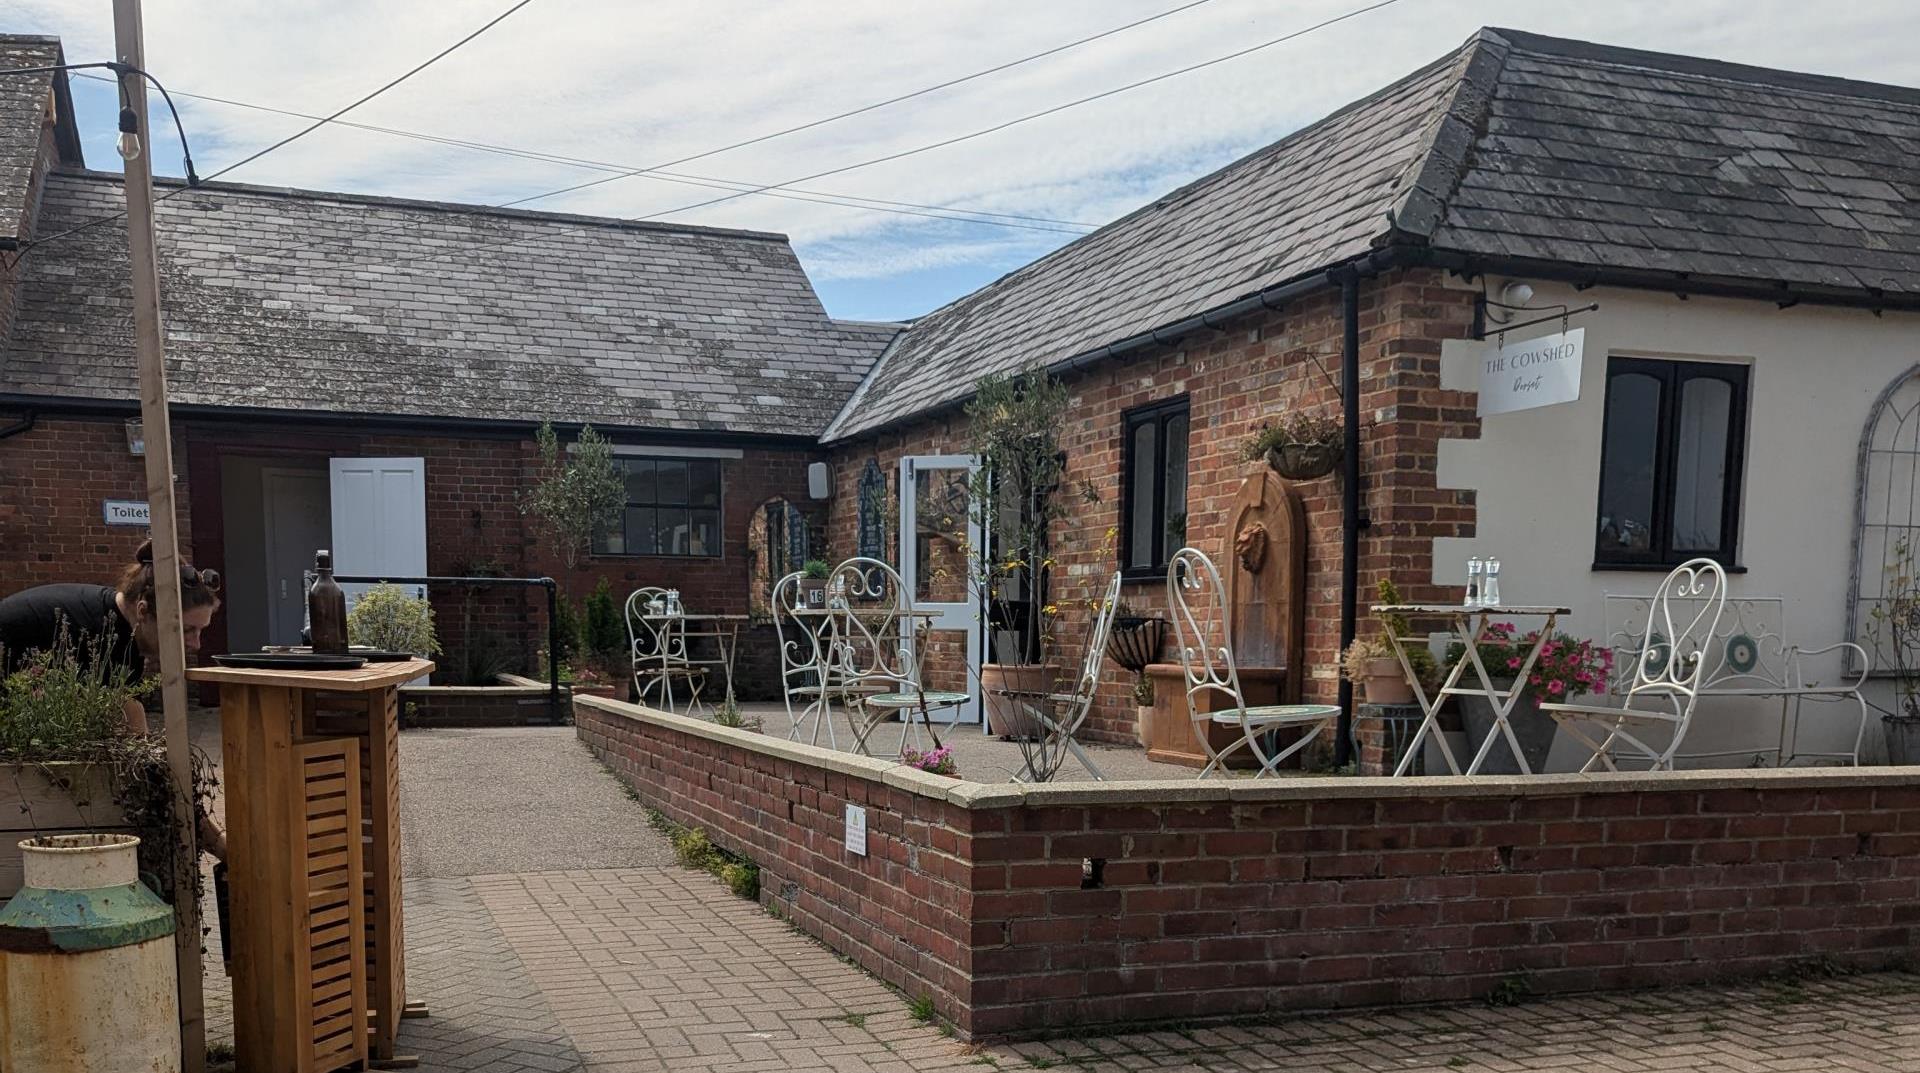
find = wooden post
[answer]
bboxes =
[111,2,206,1069]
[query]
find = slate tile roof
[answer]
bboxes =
[824,27,1920,440]
[0,171,896,435]
[0,35,76,244]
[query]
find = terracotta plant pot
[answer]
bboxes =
[981,663,1059,739]
[1136,705,1154,747]
[1362,656,1414,705]
[1265,442,1341,481]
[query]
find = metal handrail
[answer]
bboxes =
[335,573,561,723]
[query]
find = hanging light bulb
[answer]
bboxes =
[116,106,142,161]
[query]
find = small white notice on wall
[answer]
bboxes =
[845,804,868,857]
[102,500,150,526]
[1478,327,1584,416]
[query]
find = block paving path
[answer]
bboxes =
[199,722,1920,1071]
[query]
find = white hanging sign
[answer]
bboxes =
[844,804,868,857]
[103,500,150,526]
[1478,328,1584,416]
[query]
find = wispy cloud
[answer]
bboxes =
[11,0,1920,319]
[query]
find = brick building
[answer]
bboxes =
[6,27,1920,763]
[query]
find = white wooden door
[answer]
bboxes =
[327,457,428,608]
[898,454,982,724]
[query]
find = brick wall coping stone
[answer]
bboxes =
[573,696,1920,806]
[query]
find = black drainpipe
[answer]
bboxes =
[0,410,37,441]
[1334,268,1361,767]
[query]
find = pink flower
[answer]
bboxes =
[1508,657,1522,670]
[1529,674,1542,687]
[1548,679,1566,695]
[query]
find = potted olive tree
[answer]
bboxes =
[1245,412,1342,481]
[965,370,1095,739]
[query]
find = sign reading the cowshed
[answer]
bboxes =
[1478,328,1584,416]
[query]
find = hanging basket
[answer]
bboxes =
[1265,442,1342,481]
[1106,617,1169,675]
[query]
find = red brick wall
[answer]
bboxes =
[0,416,187,592]
[580,698,1920,1041]
[824,269,1480,743]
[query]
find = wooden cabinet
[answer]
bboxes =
[191,659,430,1072]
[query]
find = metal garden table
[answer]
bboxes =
[1373,603,1572,776]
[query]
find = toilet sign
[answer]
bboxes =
[1478,328,1584,416]
[102,500,150,526]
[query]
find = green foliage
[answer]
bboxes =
[0,634,147,758]
[1485,974,1530,1007]
[524,420,626,569]
[964,369,1077,664]
[1373,578,1441,693]
[345,583,441,656]
[1870,533,1920,717]
[1131,673,1154,706]
[661,815,762,901]
[802,558,832,580]
[908,994,936,1022]
[0,632,215,904]
[551,592,584,669]
[1244,411,1341,460]
[582,578,624,660]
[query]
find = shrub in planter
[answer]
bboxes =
[346,583,441,656]
[1342,637,1412,705]
[901,744,958,777]
[799,559,831,608]
[1245,412,1342,480]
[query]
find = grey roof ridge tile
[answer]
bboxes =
[1383,30,1511,242]
[50,167,795,246]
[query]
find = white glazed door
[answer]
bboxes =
[898,454,982,725]
[327,457,428,609]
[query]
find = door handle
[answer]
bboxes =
[281,578,287,599]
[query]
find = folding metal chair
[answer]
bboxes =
[1167,547,1339,778]
[624,586,703,712]
[1542,558,1728,771]
[772,570,836,747]
[996,571,1123,782]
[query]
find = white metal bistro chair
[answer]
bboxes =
[1166,548,1339,778]
[1542,558,1728,771]
[825,557,969,759]
[624,587,704,713]
[995,571,1124,783]
[772,570,836,747]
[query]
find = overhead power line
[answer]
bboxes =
[15,0,540,257]
[150,0,1217,267]
[361,0,1405,273]
[69,71,1099,239]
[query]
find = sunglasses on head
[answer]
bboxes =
[152,562,222,593]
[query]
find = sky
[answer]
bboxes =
[10,0,1920,323]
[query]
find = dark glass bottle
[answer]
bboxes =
[307,549,349,655]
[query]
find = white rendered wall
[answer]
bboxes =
[1433,280,1919,767]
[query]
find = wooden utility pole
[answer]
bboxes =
[111,1,206,1069]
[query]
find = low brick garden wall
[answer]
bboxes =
[576,697,1920,1040]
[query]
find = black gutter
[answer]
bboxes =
[1334,267,1361,768]
[335,574,564,724]
[0,393,823,450]
[0,409,36,441]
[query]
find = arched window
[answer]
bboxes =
[747,497,810,616]
[1846,364,1920,674]
[857,459,888,562]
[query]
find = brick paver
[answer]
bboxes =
[198,723,1920,1072]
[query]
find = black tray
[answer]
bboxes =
[352,649,416,663]
[213,652,367,670]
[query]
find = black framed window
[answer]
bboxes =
[593,457,723,557]
[1595,357,1748,568]
[1120,396,1190,577]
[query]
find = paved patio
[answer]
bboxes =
[194,719,1920,1072]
